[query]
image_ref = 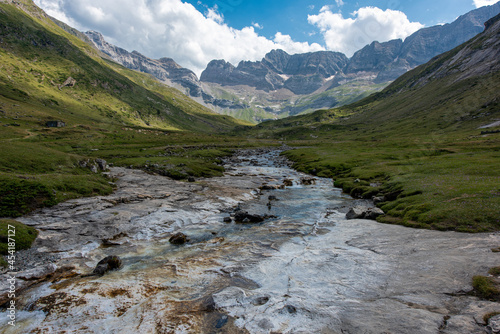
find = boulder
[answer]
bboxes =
[346,206,384,220]
[300,177,316,185]
[169,232,188,245]
[283,179,294,187]
[259,184,284,190]
[234,211,265,223]
[96,159,108,171]
[92,255,122,276]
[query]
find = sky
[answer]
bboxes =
[33,0,500,76]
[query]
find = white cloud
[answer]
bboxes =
[473,0,500,8]
[308,6,424,57]
[32,0,323,77]
[252,22,263,29]
[335,0,345,7]
[273,32,323,54]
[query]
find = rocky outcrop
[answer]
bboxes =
[201,50,348,94]
[346,206,384,220]
[85,31,203,97]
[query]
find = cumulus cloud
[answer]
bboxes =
[473,0,500,8]
[308,6,424,57]
[33,0,323,76]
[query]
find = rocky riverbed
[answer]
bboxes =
[1,148,499,333]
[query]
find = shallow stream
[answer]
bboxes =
[1,148,499,333]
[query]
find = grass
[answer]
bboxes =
[279,136,500,232]
[0,218,38,254]
[472,275,500,301]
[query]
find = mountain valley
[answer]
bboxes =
[0,1,500,332]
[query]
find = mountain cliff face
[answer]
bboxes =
[391,12,500,91]
[202,3,500,89]
[346,2,500,83]
[201,50,348,95]
[80,3,500,123]
[85,31,203,97]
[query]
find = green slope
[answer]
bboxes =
[0,0,251,217]
[249,15,500,232]
[0,1,246,133]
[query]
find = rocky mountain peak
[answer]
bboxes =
[84,31,202,97]
[262,49,291,74]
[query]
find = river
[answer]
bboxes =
[1,148,499,333]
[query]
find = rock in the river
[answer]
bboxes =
[300,177,316,185]
[283,179,294,187]
[346,206,384,220]
[92,255,122,276]
[169,232,189,245]
[234,211,265,223]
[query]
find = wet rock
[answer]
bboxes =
[187,176,196,182]
[489,314,500,333]
[17,263,57,281]
[215,315,228,329]
[223,217,232,223]
[234,211,265,223]
[252,296,270,306]
[283,179,294,187]
[92,255,122,276]
[300,177,316,185]
[199,295,216,312]
[259,184,284,190]
[346,206,385,220]
[258,318,274,330]
[268,195,278,201]
[169,232,188,245]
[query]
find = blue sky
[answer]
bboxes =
[185,0,482,44]
[33,0,500,75]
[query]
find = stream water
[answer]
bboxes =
[1,148,499,333]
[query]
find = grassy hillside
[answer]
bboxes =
[0,1,254,217]
[249,18,500,232]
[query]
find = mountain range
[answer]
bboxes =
[81,3,500,123]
